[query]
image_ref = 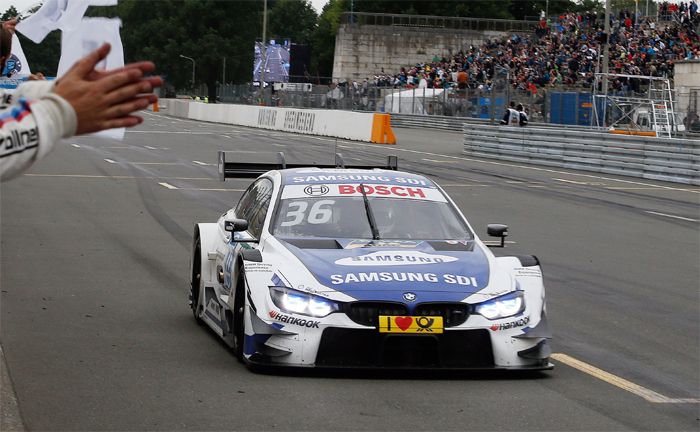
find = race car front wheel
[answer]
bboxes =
[191,237,203,325]
[232,267,246,361]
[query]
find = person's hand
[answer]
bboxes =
[28,72,45,80]
[53,43,163,135]
[1,18,17,34]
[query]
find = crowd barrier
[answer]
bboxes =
[159,99,395,144]
[463,124,700,185]
[391,113,594,132]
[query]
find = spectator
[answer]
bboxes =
[1,19,162,181]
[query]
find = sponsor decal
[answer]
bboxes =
[268,310,320,328]
[338,184,425,198]
[345,240,423,249]
[303,185,329,196]
[515,268,542,278]
[281,184,446,202]
[403,292,417,302]
[1,55,22,77]
[378,315,443,333]
[490,316,530,331]
[330,272,478,286]
[291,174,429,186]
[0,126,39,157]
[334,251,457,266]
[244,262,273,273]
[257,109,277,127]
[298,284,330,297]
[283,111,315,132]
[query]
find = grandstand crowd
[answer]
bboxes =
[369,3,699,92]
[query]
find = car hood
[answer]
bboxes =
[279,238,493,303]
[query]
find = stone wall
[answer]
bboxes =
[674,60,700,120]
[332,24,510,81]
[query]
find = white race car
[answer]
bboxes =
[189,153,552,370]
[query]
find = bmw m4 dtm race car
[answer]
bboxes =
[189,152,552,370]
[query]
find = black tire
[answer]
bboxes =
[191,237,204,325]
[232,267,246,361]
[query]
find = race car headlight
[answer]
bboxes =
[269,287,339,318]
[475,291,525,320]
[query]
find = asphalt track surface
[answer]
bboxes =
[1,112,698,431]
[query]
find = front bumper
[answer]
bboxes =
[245,308,553,370]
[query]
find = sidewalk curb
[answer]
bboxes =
[1,344,26,432]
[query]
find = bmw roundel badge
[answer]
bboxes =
[403,292,417,302]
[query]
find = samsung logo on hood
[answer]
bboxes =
[335,251,458,266]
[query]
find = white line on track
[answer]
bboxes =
[182,188,244,192]
[103,158,117,164]
[144,145,157,150]
[131,162,182,165]
[442,184,491,187]
[221,135,231,139]
[552,353,699,404]
[70,144,81,148]
[553,178,593,185]
[422,158,460,163]
[192,161,213,166]
[644,211,698,222]
[103,146,130,149]
[23,174,214,180]
[158,182,178,190]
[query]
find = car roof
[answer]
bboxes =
[278,168,436,187]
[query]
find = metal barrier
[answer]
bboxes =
[462,124,700,185]
[391,113,594,132]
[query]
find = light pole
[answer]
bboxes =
[259,0,268,104]
[180,54,195,91]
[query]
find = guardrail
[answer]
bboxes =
[391,113,594,132]
[463,124,700,185]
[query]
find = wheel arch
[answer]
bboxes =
[192,223,221,289]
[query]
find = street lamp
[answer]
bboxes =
[180,54,196,90]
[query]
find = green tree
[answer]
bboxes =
[268,0,318,44]
[97,0,262,101]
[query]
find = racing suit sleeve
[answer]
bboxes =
[500,110,510,125]
[0,81,55,108]
[0,93,77,181]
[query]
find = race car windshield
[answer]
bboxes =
[272,197,471,240]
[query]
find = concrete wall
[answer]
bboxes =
[332,24,508,81]
[160,100,377,142]
[674,60,700,120]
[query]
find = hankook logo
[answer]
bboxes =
[303,185,329,196]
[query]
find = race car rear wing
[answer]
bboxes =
[218,151,398,181]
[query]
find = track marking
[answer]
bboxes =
[422,158,460,163]
[645,211,698,222]
[103,146,130,149]
[158,182,178,190]
[192,161,213,166]
[70,144,81,148]
[181,188,245,192]
[131,162,182,165]
[103,159,117,164]
[552,178,605,186]
[144,145,157,150]
[442,184,491,187]
[552,353,699,404]
[221,135,231,139]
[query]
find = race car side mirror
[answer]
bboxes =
[225,218,249,233]
[487,224,508,248]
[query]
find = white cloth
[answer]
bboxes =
[57,17,125,140]
[3,34,32,77]
[16,0,117,44]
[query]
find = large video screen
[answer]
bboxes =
[253,39,291,83]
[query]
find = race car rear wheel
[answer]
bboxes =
[191,237,203,325]
[232,267,246,360]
